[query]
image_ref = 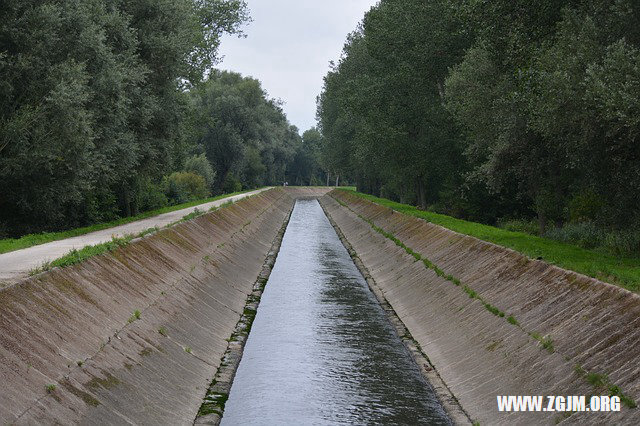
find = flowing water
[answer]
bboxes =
[221,199,450,425]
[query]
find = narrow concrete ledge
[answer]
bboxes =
[322,190,640,425]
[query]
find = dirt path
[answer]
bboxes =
[0,188,271,286]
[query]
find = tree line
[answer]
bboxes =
[0,0,324,238]
[317,0,640,254]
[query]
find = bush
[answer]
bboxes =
[498,218,540,236]
[163,172,210,204]
[84,188,120,225]
[603,229,640,256]
[569,189,604,223]
[543,222,640,256]
[222,172,242,194]
[544,221,605,249]
[184,154,216,187]
[138,179,168,211]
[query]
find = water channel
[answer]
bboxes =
[221,199,450,425]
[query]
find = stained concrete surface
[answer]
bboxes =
[0,188,271,286]
[4,186,632,425]
[0,188,292,424]
[321,190,640,425]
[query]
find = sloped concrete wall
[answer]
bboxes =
[321,190,640,425]
[0,189,293,425]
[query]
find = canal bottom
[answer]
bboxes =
[221,199,450,425]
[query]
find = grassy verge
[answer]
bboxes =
[27,196,243,277]
[333,192,637,408]
[0,188,262,255]
[342,189,640,292]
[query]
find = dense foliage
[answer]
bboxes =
[190,70,322,193]
[317,0,640,254]
[0,0,321,238]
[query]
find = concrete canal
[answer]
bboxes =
[4,188,637,424]
[221,199,450,425]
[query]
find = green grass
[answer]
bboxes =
[577,369,637,408]
[342,190,640,292]
[530,332,555,353]
[507,315,519,326]
[27,190,249,277]
[127,310,141,324]
[0,188,261,255]
[29,235,133,276]
[336,191,640,408]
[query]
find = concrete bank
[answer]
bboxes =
[0,188,272,287]
[320,190,640,425]
[0,188,293,424]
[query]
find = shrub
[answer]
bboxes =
[544,221,605,249]
[569,189,604,223]
[138,178,168,211]
[184,154,216,187]
[163,172,210,204]
[497,218,539,236]
[222,172,242,194]
[603,229,640,256]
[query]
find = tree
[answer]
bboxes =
[192,70,299,191]
[0,0,249,236]
[318,0,469,206]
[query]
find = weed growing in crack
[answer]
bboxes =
[128,310,141,323]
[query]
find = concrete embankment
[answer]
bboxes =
[0,188,293,424]
[0,188,271,286]
[321,190,640,425]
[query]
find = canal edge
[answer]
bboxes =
[319,197,473,426]
[193,202,294,425]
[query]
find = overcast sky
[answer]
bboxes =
[217,0,379,133]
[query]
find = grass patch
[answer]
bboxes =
[483,302,505,317]
[463,285,478,299]
[530,332,555,353]
[507,315,519,326]
[342,190,640,292]
[576,367,637,408]
[127,310,141,324]
[609,385,638,409]
[184,346,192,354]
[26,190,255,276]
[29,235,133,276]
[0,188,261,255]
[586,372,608,387]
[181,207,205,222]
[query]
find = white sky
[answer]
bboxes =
[217,0,379,132]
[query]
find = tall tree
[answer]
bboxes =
[0,0,249,236]
[193,70,298,192]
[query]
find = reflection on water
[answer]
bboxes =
[221,200,450,425]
